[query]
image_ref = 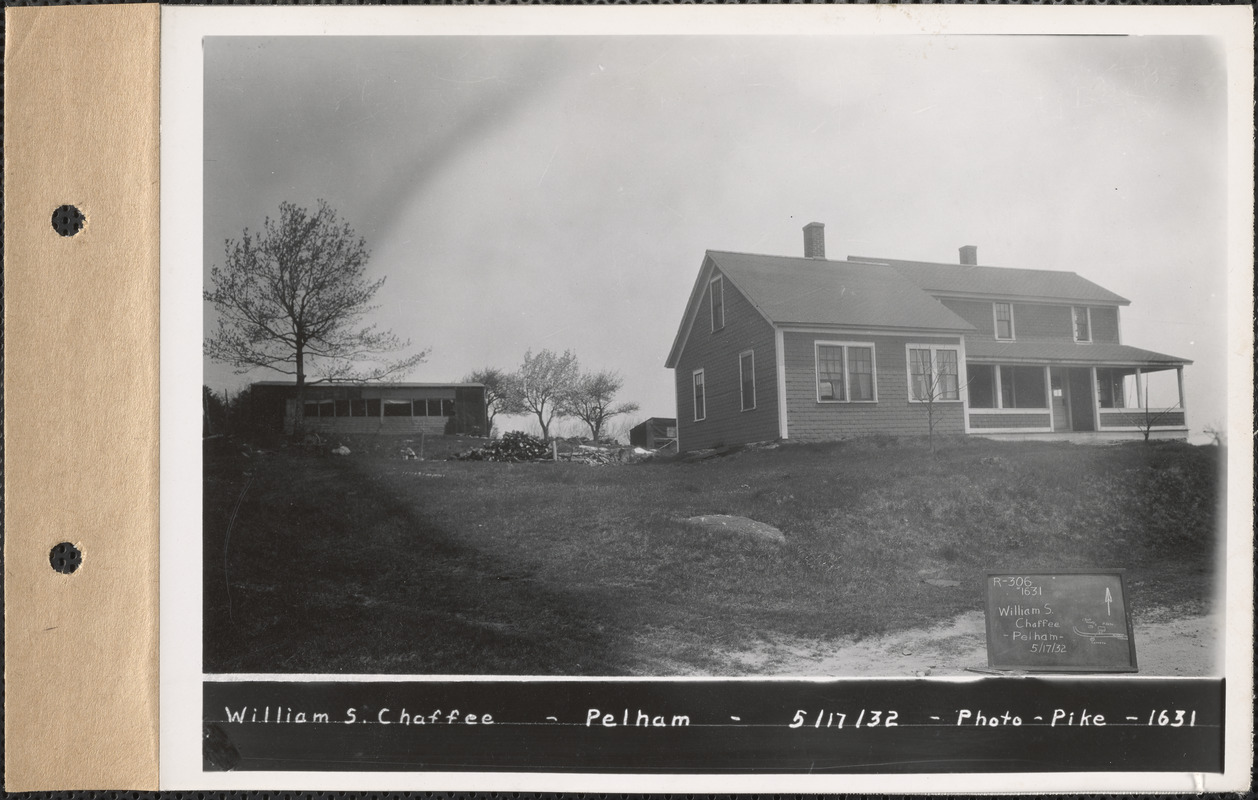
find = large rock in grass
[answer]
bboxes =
[683,514,786,545]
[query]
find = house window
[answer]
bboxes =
[351,398,369,417]
[739,351,756,411]
[692,369,706,421]
[994,303,1014,340]
[1096,367,1133,408]
[999,366,1048,409]
[907,345,960,402]
[442,399,456,417]
[1073,306,1092,342]
[709,276,724,332]
[816,342,876,402]
[968,364,996,408]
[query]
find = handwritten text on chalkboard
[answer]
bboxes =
[985,571,1137,672]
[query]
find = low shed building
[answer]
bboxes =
[248,381,488,437]
[629,417,678,452]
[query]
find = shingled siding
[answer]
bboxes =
[938,299,1119,343]
[1089,306,1119,343]
[301,416,449,436]
[781,331,964,441]
[674,273,779,451]
[1098,410,1187,428]
[969,412,1051,429]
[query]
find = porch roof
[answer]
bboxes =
[965,340,1192,367]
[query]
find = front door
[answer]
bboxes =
[1050,370,1070,432]
[1066,367,1095,432]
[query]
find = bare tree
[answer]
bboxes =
[504,349,579,441]
[204,200,427,431]
[562,370,639,442]
[1133,374,1181,443]
[908,348,964,454]
[463,367,511,438]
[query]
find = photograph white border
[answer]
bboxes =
[160,5,1254,791]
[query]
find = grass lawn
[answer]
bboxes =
[203,435,1222,675]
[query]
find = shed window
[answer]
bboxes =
[709,276,724,332]
[1073,307,1092,342]
[442,399,456,417]
[383,400,412,417]
[692,369,706,422]
[739,351,756,411]
[994,303,1014,340]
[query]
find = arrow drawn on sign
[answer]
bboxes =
[1105,587,1113,616]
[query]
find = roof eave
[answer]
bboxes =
[924,288,1132,307]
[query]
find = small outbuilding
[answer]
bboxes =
[629,417,678,452]
[246,381,488,437]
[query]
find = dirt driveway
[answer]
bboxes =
[718,607,1221,677]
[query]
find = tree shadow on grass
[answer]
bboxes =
[202,451,624,675]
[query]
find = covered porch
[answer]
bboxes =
[961,342,1191,437]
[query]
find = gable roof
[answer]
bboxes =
[849,256,1131,306]
[666,251,973,368]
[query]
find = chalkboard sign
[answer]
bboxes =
[984,570,1137,672]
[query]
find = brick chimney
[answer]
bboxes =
[803,222,825,259]
[959,245,978,266]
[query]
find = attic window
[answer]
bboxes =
[1072,307,1092,342]
[710,275,725,332]
[994,303,1014,340]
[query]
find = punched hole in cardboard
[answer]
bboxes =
[50,542,82,575]
[51,204,85,237]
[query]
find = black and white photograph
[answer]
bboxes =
[159,5,1253,790]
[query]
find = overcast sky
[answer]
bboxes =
[204,34,1229,437]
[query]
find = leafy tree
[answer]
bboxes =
[562,370,639,442]
[504,349,579,441]
[463,367,511,438]
[204,200,427,430]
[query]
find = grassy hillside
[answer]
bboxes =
[203,436,1221,675]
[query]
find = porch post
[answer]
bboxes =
[1044,366,1053,429]
[1135,368,1144,408]
[1176,366,1185,409]
[994,365,1004,409]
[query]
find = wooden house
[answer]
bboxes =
[665,224,1190,451]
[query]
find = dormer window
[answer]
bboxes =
[710,275,725,331]
[1072,306,1092,342]
[993,302,1014,340]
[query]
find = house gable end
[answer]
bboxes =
[666,253,778,369]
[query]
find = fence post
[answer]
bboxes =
[552,440,558,462]
[419,431,425,461]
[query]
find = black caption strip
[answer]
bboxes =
[203,678,1223,774]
